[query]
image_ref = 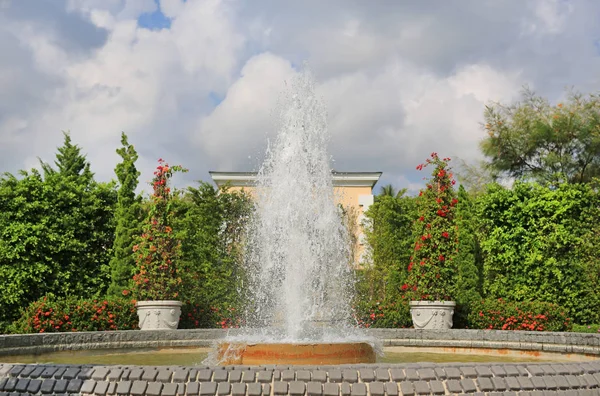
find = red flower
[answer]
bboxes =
[401,284,409,291]
[437,169,446,178]
[408,262,414,271]
[441,231,449,238]
[439,255,445,261]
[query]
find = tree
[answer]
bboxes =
[455,158,498,197]
[378,184,406,199]
[41,131,93,182]
[481,88,600,185]
[107,133,142,297]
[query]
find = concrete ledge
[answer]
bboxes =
[2,328,600,357]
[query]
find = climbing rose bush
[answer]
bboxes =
[405,153,458,301]
[132,159,188,301]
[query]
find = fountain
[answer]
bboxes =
[211,68,377,365]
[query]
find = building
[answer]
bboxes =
[209,171,382,266]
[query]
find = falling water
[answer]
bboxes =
[239,68,356,342]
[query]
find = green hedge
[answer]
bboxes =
[467,298,572,332]
[354,298,412,328]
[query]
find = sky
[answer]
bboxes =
[1,0,599,194]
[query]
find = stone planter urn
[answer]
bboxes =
[136,300,182,330]
[409,301,455,329]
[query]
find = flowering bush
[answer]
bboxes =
[353,298,412,328]
[406,153,458,301]
[132,159,188,301]
[9,295,138,334]
[467,298,572,332]
[179,302,243,329]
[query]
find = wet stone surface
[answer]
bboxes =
[2,362,600,395]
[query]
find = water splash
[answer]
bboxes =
[240,68,356,342]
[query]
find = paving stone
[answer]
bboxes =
[460,366,478,378]
[289,381,306,396]
[108,369,124,382]
[198,370,213,382]
[383,382,397,396]
[429,380,445,395]
[444,367,462,379]
[53,379,68,394]
[555,375,570,390]
[0,379,5,393]
[446,379,461,394]
[29,367,45,379]
[398,382,414,396]
[417,368,436,381]
[229,371,243,383]
[78,368,96,380]
[216,382,231,396]
[322,383,338,396]
[0,365,13,377]
[173,369,190,383]
[580,363,598,373]
[404,368,419,381]
[130,380,147,396]
[212,370,228,383]
[247,383,261,396]
[66,378,83,393]
[94,381,110,396]
[282,370,295,381]
[128,369,144,381]
[142,369,159,382]
[231,383,246,396]
[504,366,520,377]
[107,382,117,395]
[490,365,507,377]
[541,366,557,376]
[342,370,357,383]
[162,383,178,396]
[350,383,366,396]
[14,379,29,393]
[367,382,384,396]
[297,371,311,382]
[41,366,58,379]
[491,376,507,391]
[527,365,545,376]
[273,382,288,395]
[187,382,201,396]
[477,377,494,392]
[517,376,535,390]
[413,381,429,395]
[553,365,569,375]
[256,371,272,383]
[2,378,17,392]
[582,373,599,388]
[53,367,67,379]
[460,378,477,393]
[115,380,132,395]
[80,379,97,394]
[92,368,110,381]
[273,370,281,381]
[358,369,374,382]
[531,376,546,390]
[506,376,521,390]
[7,366,23,378]
[263,383,271,395]
[311,371,327,383]
[242,371,256,383]
[201,382,218,396]
[340,382,350,396]
[155,369,172,383]
[374,369,389,382]
[542,376,558,390]
[475,366,493,377]
[40,379,56,394]
[388,369,404,382]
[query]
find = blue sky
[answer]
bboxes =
[1,0,599,194]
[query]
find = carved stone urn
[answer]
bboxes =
[409,301,455,330]
[135,300,182,330]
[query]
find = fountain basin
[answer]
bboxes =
[216,342,376,365]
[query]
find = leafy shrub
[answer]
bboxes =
[571,324,600,334]
[179,301,243,329]
[467,298,572,332]
[9,295,138,334]
[354,298,412,328]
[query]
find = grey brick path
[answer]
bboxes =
[2,362,600,395]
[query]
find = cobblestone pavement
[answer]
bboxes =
[2,361,600,395]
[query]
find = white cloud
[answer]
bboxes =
[1,0,600,194]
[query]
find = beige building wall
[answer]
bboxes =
[209,172,381,268]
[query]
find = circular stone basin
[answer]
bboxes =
[216,342,376,365]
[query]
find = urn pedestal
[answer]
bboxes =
[409,300,455,330]
[136,300,182,330]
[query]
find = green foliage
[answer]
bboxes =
[179,302,243,329]
[353,297,412,329]
[0,135,116,331]
[132,160,187,301]
[481,88,600,185]
[362,192,416,302]
[406,153,458,301]
[175,183,253,313]
[9,295,138,334]
[108,133,142,297]
[477,181,600,323]
[453,185,483,327]
[468,298,572,332]
[571,324,600,333]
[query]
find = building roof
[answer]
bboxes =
[209,171,382,188]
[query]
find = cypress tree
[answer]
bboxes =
[107,133,141,297]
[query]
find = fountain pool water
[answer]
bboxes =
[210,68,378,365]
